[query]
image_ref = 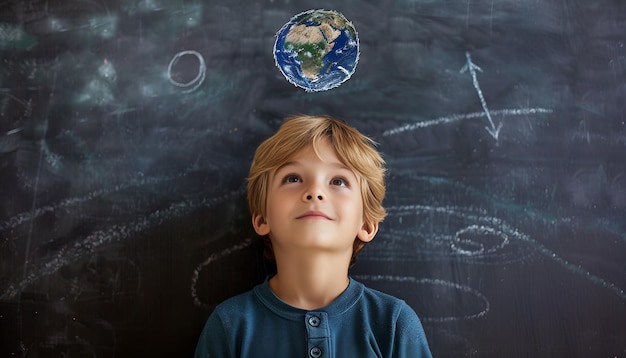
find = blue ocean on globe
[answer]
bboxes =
[273,9,360,92]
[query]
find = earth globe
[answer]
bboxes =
[273,9,360,92]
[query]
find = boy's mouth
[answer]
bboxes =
[296,210,331,220]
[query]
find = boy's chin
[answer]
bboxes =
[292,238,353,255]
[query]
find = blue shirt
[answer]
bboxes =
[195,277,432,358]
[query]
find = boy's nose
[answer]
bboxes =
[303,186,325,201]
[303,180,325,201]
[305,194,324,201]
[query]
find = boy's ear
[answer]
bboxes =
[357,221,378,243]
[252,213,270,236]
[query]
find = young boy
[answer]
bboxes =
[195,115,432,357]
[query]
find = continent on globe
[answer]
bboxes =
[284,22,341,79]
[274,9,360,92]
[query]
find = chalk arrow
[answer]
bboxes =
[460,51,502,141]
[460,59,482,74]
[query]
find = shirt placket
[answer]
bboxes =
[305,312,330,358]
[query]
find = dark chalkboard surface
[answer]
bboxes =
[1,0,625,356]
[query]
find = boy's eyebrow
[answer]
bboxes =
[275,160,351,173]
[329,162,351,171]
[274,161,297,173]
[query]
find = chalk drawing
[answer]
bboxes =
[0,164,220,233]
[382,108,552,136]
[1,187,245,300]
[355,275,490,322]
[451,225,509,256]
[167,50,206,93]
[460,51,502,141]
[22,117,48,279]
[377,204,626,299]
[190,238,253,308]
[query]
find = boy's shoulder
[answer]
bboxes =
[357,278,408,305]
[212,284,261,317]
[357,279,414,316]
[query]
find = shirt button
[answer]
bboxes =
[308,316,321,327]
[310,347,322,358]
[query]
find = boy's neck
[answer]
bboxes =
[269,252,351,311]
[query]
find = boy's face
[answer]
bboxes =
[252,138,377,259]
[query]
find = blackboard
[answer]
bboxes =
[1,0,625,356]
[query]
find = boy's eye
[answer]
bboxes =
[331,177,348,187]
[283,175,301,183]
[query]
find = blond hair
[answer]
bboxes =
[247,115,386,266]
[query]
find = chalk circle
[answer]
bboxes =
[451,225,509,256]
[167,50,206,93]
[355,275,490,322]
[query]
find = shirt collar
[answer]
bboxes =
[254,276,364,321]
